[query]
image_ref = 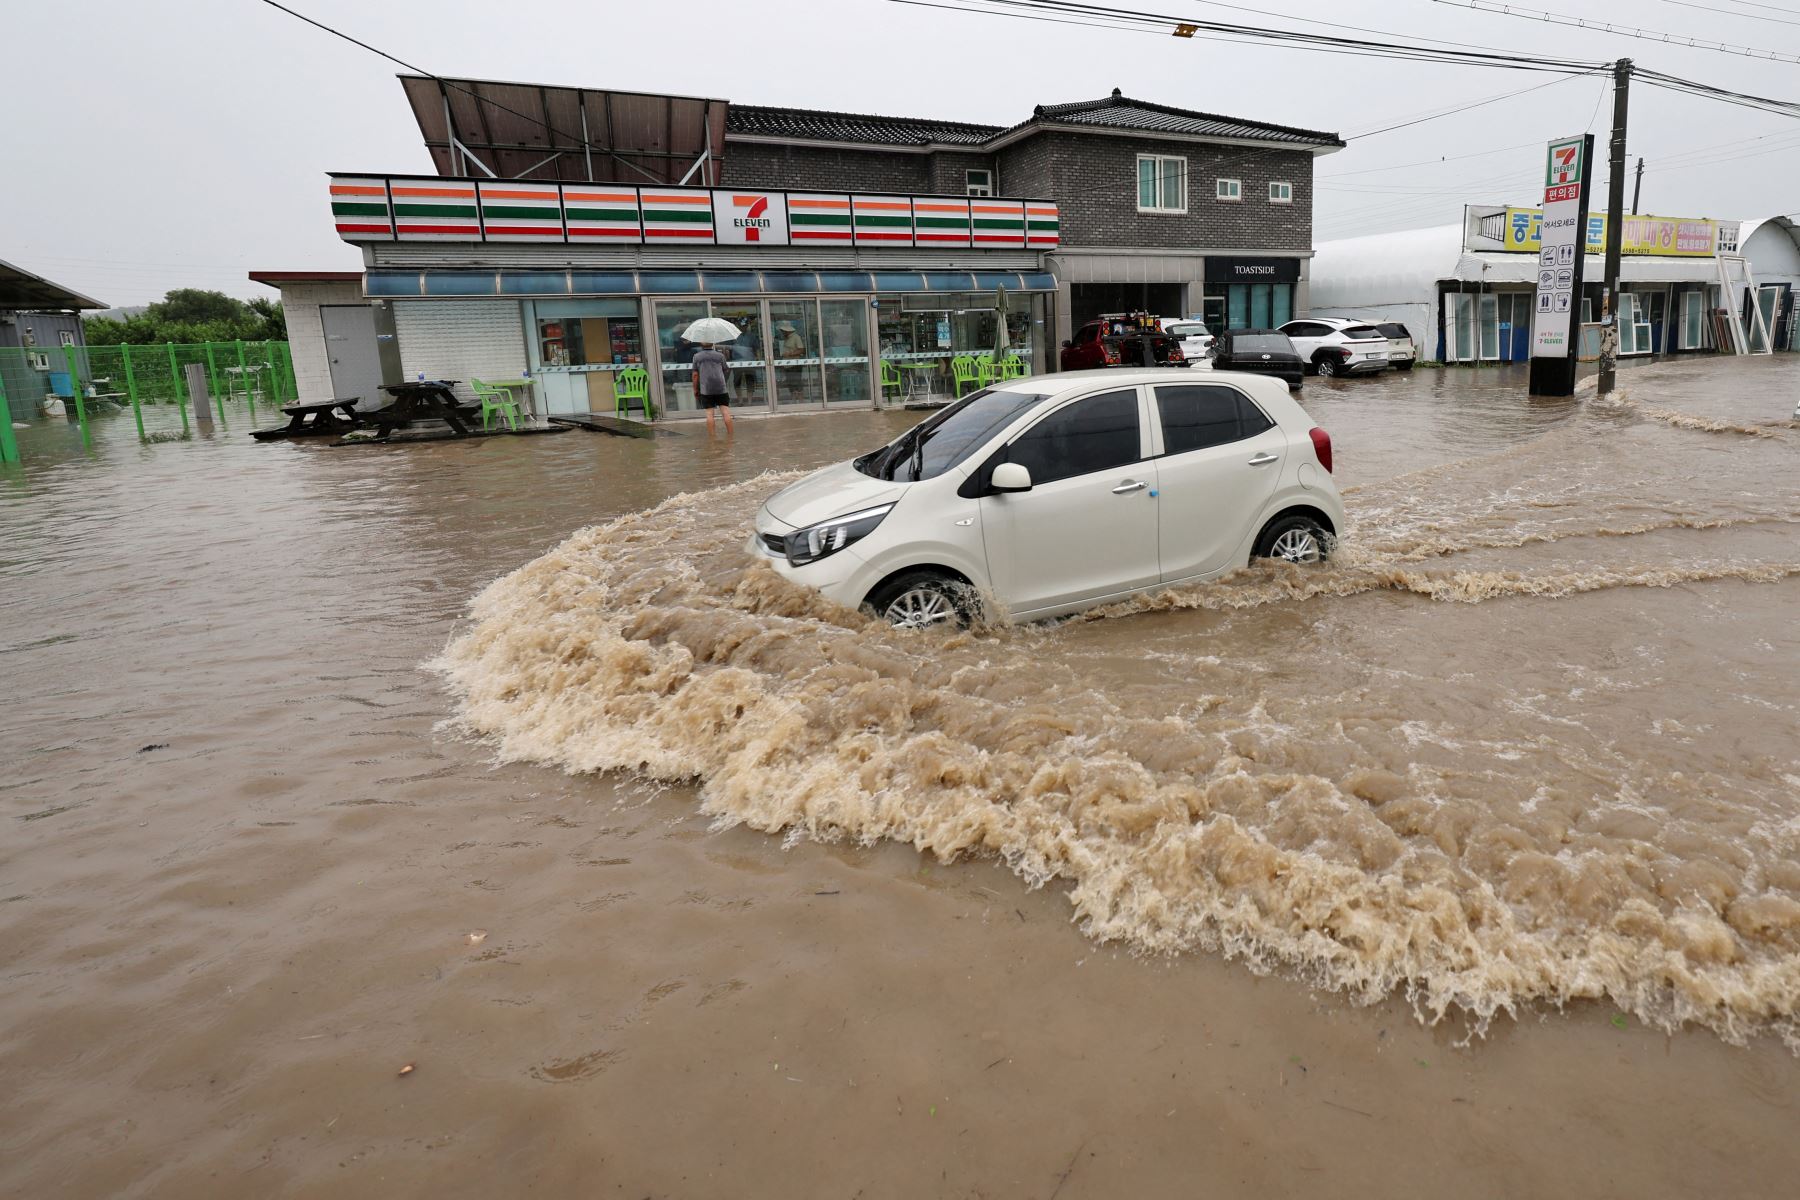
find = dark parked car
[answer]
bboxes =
[1059,313,1186,370]
[1211,329,1304,390]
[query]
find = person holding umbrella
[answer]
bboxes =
[682,316,741,434]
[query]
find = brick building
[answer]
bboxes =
[723,89,1341,344]
[279,77,1339,419]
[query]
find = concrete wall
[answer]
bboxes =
[392,299,529,403]
[274,281,366,401]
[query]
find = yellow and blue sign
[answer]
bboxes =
[1503,209,1721,257]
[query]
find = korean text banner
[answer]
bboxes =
[1504,209,1719,257]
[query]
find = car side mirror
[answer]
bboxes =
[989,462,1032,493]
[1060,339,1072,349]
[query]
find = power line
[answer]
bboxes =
[1645,0,1800,25]
[888,0,1610,71]
[1433,0,1800,65]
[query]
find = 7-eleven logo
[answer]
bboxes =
[731,194,772,241]
[1546,140,1583,186]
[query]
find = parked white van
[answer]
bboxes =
[752,369,1344,627]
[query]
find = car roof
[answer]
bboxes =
[999,367,1300,410]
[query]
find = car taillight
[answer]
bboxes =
[1168,346,1185,363]
[1103,342,1121,365]
[1308,427,1333,474]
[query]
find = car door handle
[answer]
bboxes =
[1111,479,1148,494]
[1247,453,1279,467]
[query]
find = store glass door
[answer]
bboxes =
[528,299,645,415]
[820,298,871,405]
[708,299,770,408]
[769,300,824,408]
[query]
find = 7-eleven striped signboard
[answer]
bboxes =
[1026,202,1060,248]
[562,187,641,241]
[329,177,392,240]
[639,188,716,242]
[913,198,972,246]
[388,178,481,240]
[970,200,1027,247]
[788,194,853,243]
[712,191,789,244]
[851,195,913,244]
[477,182,564,241]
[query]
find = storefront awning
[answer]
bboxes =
[366,269,1058,298]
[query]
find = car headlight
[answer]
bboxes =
[783,503,895,567]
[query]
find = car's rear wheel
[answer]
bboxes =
[1314,355,1340,378]
[864,570,970,629]
[1254,515,1330,565]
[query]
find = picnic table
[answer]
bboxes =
[252,397,362,441]
[361,380,479,439]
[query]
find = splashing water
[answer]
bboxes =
[439,383,1800,1049]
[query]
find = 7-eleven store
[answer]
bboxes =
[327,173,1061,419]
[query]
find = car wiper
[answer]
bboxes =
[909,425,940,481]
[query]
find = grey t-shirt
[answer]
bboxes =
[692,348,728,396]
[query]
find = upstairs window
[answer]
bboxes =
[1137,155,1186,214]
[966,168,993,197]
[1216,178,1243,202]
[59,330,77,346]
[1269,181,1293,204]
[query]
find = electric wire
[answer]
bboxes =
[1432,0,1800,65]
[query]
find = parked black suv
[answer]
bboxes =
[1210,329,1304,390]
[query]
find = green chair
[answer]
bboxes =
[976,355,1003,388]
[469,378,521,431]
[880,359,902,400]
[1000,354,1028,380]
[615,366,654,419]
[950,354,979,397]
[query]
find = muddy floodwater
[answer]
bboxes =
[4,359,1798,1197]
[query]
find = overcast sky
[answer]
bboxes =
[7,0,1798,307]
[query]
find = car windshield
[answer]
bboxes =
[854,388,1049,482]
[1229,335,1292,354]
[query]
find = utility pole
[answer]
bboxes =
[1631,157,1644,215]
[1597,58,1631,397]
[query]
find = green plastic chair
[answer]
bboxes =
[880,359,902,399]
[469,378,521,431]
[950,354,979,397]
[1000,354,1028,379]
[976,355,1003,388]
[615,366,654,419]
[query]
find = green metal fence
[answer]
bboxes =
[0,340,296,457]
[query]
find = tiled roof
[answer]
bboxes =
[725,91,1342,150]
[726,104,1002,147]
[1028,90,1343,147]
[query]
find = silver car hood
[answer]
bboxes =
[762,460,904,531]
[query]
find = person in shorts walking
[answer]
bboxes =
[692,342,734,434]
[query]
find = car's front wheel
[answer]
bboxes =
[1254,514,1331,564]
[864,570,971,629]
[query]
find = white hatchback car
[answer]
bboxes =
[1159,317,1216,365]
[752,370,1344,627]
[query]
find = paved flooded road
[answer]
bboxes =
[3,359,1798,1197]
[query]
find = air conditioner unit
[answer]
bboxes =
[0,313,17,326]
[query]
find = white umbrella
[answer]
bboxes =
[682,317,741,344]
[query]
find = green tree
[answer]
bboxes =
[81,289,287,345]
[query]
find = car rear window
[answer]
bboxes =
[1342,325,1382,339]
[1229,334,1293,354]
[1378,322,1412,339]
[1167,323,1207,336]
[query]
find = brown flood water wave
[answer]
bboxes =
[439,453,1800,1050]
